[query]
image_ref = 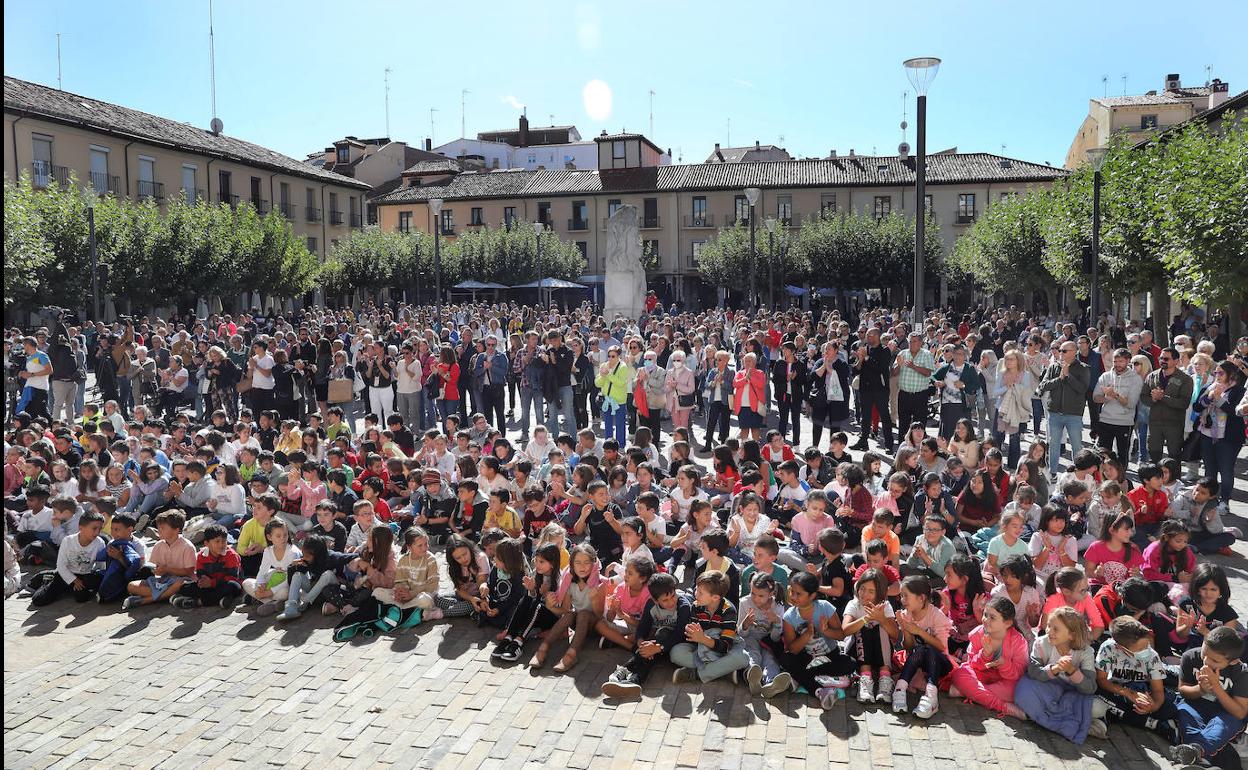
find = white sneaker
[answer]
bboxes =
[876,675,895,704]
[1087,718,1108,739]
[760,672,792,698]
[816,687,839,709]
[892,684,909,713]
[746,665,763,696]
[914,690,938,719]
[857,676,875,703]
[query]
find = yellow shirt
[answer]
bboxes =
[235,517,268,557]
[275,429,302,456]
[484,506,522,534]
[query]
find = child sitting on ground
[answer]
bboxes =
[1169,625,1248,768]
[778,571,857,709]
[172,523,243,610]
[600,572,694,699]
[693,528,741,602]
[948,595,1029,719]
[241,519,301,616]
[123,509,196,609]
[30,508,106,606]
[596,554,656,650]
[97,512,143,603]
[738,572,793,698]
[1092,615,1179,740]
[372,526,443,630]
[671,569,750,686]
[1015,606,1098,741]
[841,568,899,704]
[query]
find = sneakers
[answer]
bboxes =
[1218,546,1236,557]
[818,675,851,690]
[1168,744,1202,766]
[948,684,961,698]
[892,684,910,713]
[171,595,197,609]
[255,601,282,617]
[135,513,150,533]
[219,594,239,611]
[876,675,895,704]
[760,672,792,699]
[913,690,939,719]
[746,665,764,696]
[598,636,611,650]
[321,603,338,616]
[495,640,523,663]
[602,668,642,699]
[816,687,840,709]
[1088,718,1108,739]
[730,670,739,686]
[121,596,143,610]
[857,676,875,703]
[672,667,697,684]
[424,607,444,621]
[275,605,302,621]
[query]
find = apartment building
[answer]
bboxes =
[1065,72,1232,168]
[4,76,369,259]
[375,131,1065,308]
[305,135,448,223]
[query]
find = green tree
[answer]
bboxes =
[3,175,55,311]
[949,191,1059,311]
[449,223,586,285]
[322,226,402,303]
[791,211,939,302]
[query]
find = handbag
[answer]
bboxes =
[327,378,354,404]
[678,393,696,408]
[1179,426,1202,462]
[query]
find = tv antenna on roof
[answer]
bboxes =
[461,89,469,139]
[208,0,218,124]
[430,107,438,146]
[56,33,63,90]
[1102,74,1108,98]
[384,67,392,138]
[1121,73,1128,96]
[649,89,655,137]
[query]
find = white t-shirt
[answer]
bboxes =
[251,354,276,389]
[395,357,423,394]
[25,350,51,391]
[167,368,189,393]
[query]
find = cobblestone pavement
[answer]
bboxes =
[6,408,1246,769]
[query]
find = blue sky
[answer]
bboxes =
[5,0,1246,167]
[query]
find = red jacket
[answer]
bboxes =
[732,367,766,415]
[1127,487,1169,527]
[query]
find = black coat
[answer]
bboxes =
[770,358,807,403]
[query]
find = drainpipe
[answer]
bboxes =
[10,116,23,179]
[320,183,328,254]
[206,158,215,201]
[123,140,135,197]
[269,172,278,215]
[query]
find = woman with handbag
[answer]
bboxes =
[1194,361,1246,507]
[205,346,240,422]
[664,350,696,432]
[568,337,594,432]
[991,349,1033,469]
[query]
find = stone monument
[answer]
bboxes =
[604,205,647,321]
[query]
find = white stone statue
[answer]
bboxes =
[604,205,646,321]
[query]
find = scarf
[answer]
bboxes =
[554,561,602,605]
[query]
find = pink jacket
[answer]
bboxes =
[288,478,328,520]
[732,367,766,416]
[1141,540,1197,583]
[964,625,1028,685]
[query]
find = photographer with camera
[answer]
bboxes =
[47,313,81,424]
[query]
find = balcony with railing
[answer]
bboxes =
[137,180,165,201]
[955,210,976,225]
[182,188,205,204]
[219,192,240,208]
[641,214,661,229]
[31,161,70,188]
[306,206,322,223]
[280,201,297,220]
[350,212,363,227]
[90,171,121,196]
[683,213,714,228]
[329,209,344,225]
[252,198,270,214]
[567,218,590,232]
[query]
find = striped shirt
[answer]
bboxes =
[895,347,936,393]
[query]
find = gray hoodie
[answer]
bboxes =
[1092,367,1143,427]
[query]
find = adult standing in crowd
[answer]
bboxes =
[1092,348,1143,465]
[894,331,936,433]
[1143,347,1194,463]
[1036,340,1088,479]
[851,328,894,452]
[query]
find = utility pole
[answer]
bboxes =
[56,33,62,90]
[208,0,217,122]
[429,108,438,147]
[461,89,469,139]
[648,89,655,137]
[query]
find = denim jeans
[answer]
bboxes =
[518,386,544,438]
[603,403,627,445]
[439,399,459,424]
[1030,397,1045,436]
[283,570,338,613]
[1176,697,1247,766]
[1201,434,1243,505]
[669,642,750,682]
[1047,412,1084,476]
[1135,405,1151,464]
[420,391,437,431]
[547,385,577,438]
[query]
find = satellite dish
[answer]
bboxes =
[210,117,224,136]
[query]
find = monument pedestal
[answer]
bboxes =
[604,205,647,321]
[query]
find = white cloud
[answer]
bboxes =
[731,78,754,89]
[501,95,525,111]
[582,79,612,122]
[575,5,601,51]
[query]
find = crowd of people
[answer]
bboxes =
[4,299,1248,768]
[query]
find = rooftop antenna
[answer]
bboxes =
[208,0,218,125]
[648,89,655,137]
[1205,64,1212,86]
[1102,74,1108,98]
[429,108,438,147]
[549,113,554,125]
[56,33,62,90]
[1121,73,1128,96]
[384,67,392,138]
[727,117,731,147]
[461,89,469,139]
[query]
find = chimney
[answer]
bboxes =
[755,140,760,149]
[1165,73,1181,92]
[518,114,530,148]
[425,138,432,151]
[829,149,837,158]
[848,149,855,157]
[1209,78,1231,109]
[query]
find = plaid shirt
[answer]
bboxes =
[895,347,936,393]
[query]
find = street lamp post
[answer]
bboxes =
[744,187,761,310]
[904,56,941,327]
[430,198,444,323]
[765,217,778,309]
[87,200,99,321]
[1086,147,1108,324]
[534,221,544,308]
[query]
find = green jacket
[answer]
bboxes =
[1142,367,1194,428]
[594,360,633,404]
[931,363,983,408]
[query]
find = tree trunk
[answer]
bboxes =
[1228,299,1244,340]
[1152,278,1170,347]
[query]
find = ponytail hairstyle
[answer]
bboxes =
[1157,519,1190,575]
[985,594,1017,624]
[1044,565,1086,597]
[946,554,985,607]
[1100,511,1137,563]
[900,574,940,610]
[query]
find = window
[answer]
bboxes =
[470,207,484,225]
[571,200,587,229]
[398,211,412,233]
[329,192,339,223]
[612,140,626,160]
[90,146,110,194]
[250,176,263,207]
[575,242,588,261]
[691,196,707,225]
[734,195,751,225]
[957,193,976,222]
[306,236,318,254]
[999,191,1017,202]
[504,206,516,228]
[607,199,621,218]
[873,196,891,220]
[776,194,792,225]
[31,135,53,186]
[182,165,198,203]
[491,157,500,169]
[306,187,318,221]
[691,240,706,266]
[527,153,537,165]
[819,193,836,213]
[336,145,349,163]
[643,197,658,227]
[137,157,157,199]
[643,239,659,259]
[537,202,551,226]
[218,169,232,202]
[279,182,291,217]
[349,196,360,225]
[1140,114,1158,130]
[440,209,454,234]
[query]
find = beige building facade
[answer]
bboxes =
[4,77,369,259]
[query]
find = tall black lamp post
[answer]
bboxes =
[765,217,777,309]
[744,187,761,310]
[904,56,941,326]
[430,197,444,322]
[534,221,544,308]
